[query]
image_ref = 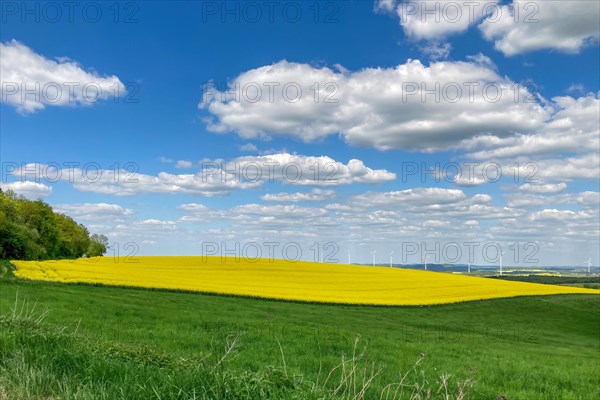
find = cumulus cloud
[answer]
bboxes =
[177,202,329,230]
[374,0,498,40]
[138,219,177,229]
[239,143,258,152]
[343,189,512,221]
[418,41,452,60]
[452,173,487,187]
[377,1,599,56]
[392,0,498,40]
[53,203,134,221]
[462,94,599,165]
[261,188,336,202]
[479,1,600,56]
[535,153,600,181]
[530,209,593,222]
[175,160,194,169]
[0,40,125,113]
[519,183,567,194]
[10,154,394,197]
[73,185,596,265]
[200,59,547,152]
[232,203,328,219]
[567,83,586,94]
[506,191,599,209]
[229,153,396,185]
[0,181,52,198]
[423,219,449,228]
[175,186,588,254]
[350,188,467,208]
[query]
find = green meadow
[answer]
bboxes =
[1,271,598,399]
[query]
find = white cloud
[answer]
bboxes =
[53,203,133,221]
[567,83,585,94]
[0,40,125,113]
[423,219,449,228]
[382,0,498,40]
[261,188,336,202]
[232,203,327,219]
[350,188,467,208]
[378,1,599,57]
[79,185,597,265]
[452,173,487,187]
[138,219,177,229]
[175,160,193,169]
[239,143,258,152]
[530,209,592,222]
[201,59,547,152]
[177,203,227,223]
[9,162,258,197]
[158,156,174,164]
[504,191,600,210]
[10,154,393,197]
[464,94,599,160]
[535,153,600,181]
[506,191,599,209]
[479,1,600,56]
[519,183,567,194]
[419,41,452,60]
[1,181,52,198]
[172,187,531,256]
[229,153,396,185]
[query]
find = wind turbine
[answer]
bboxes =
[468,260,471,274]
[370,250,377,266]
[423,254,429,270]
[586,258,592,275]
[348,250,351,265]
[388,251,394,268]
[499,250,506,275]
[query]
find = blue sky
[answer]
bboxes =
[1,1,599,266]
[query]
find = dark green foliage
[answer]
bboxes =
[0,189,105,260]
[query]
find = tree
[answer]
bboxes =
[0,190,108,260]
[87,234,109,257]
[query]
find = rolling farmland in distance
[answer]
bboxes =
[10,256,599,306]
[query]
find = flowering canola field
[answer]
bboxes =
[11,256,598,305]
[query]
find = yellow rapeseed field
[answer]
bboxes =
[11,256,599,305]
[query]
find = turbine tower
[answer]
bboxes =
[587,258,592,275]
[468,260,471,274]
[388,251,394,268]
[499,250,506,275]
[348,250,351,265]
[423,254,429,270]
[371,250,376,267]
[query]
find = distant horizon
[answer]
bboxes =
[84,253,600,270]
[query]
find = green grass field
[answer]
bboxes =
[1,274,599,399]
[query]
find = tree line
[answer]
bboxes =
[0,188,108,260]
